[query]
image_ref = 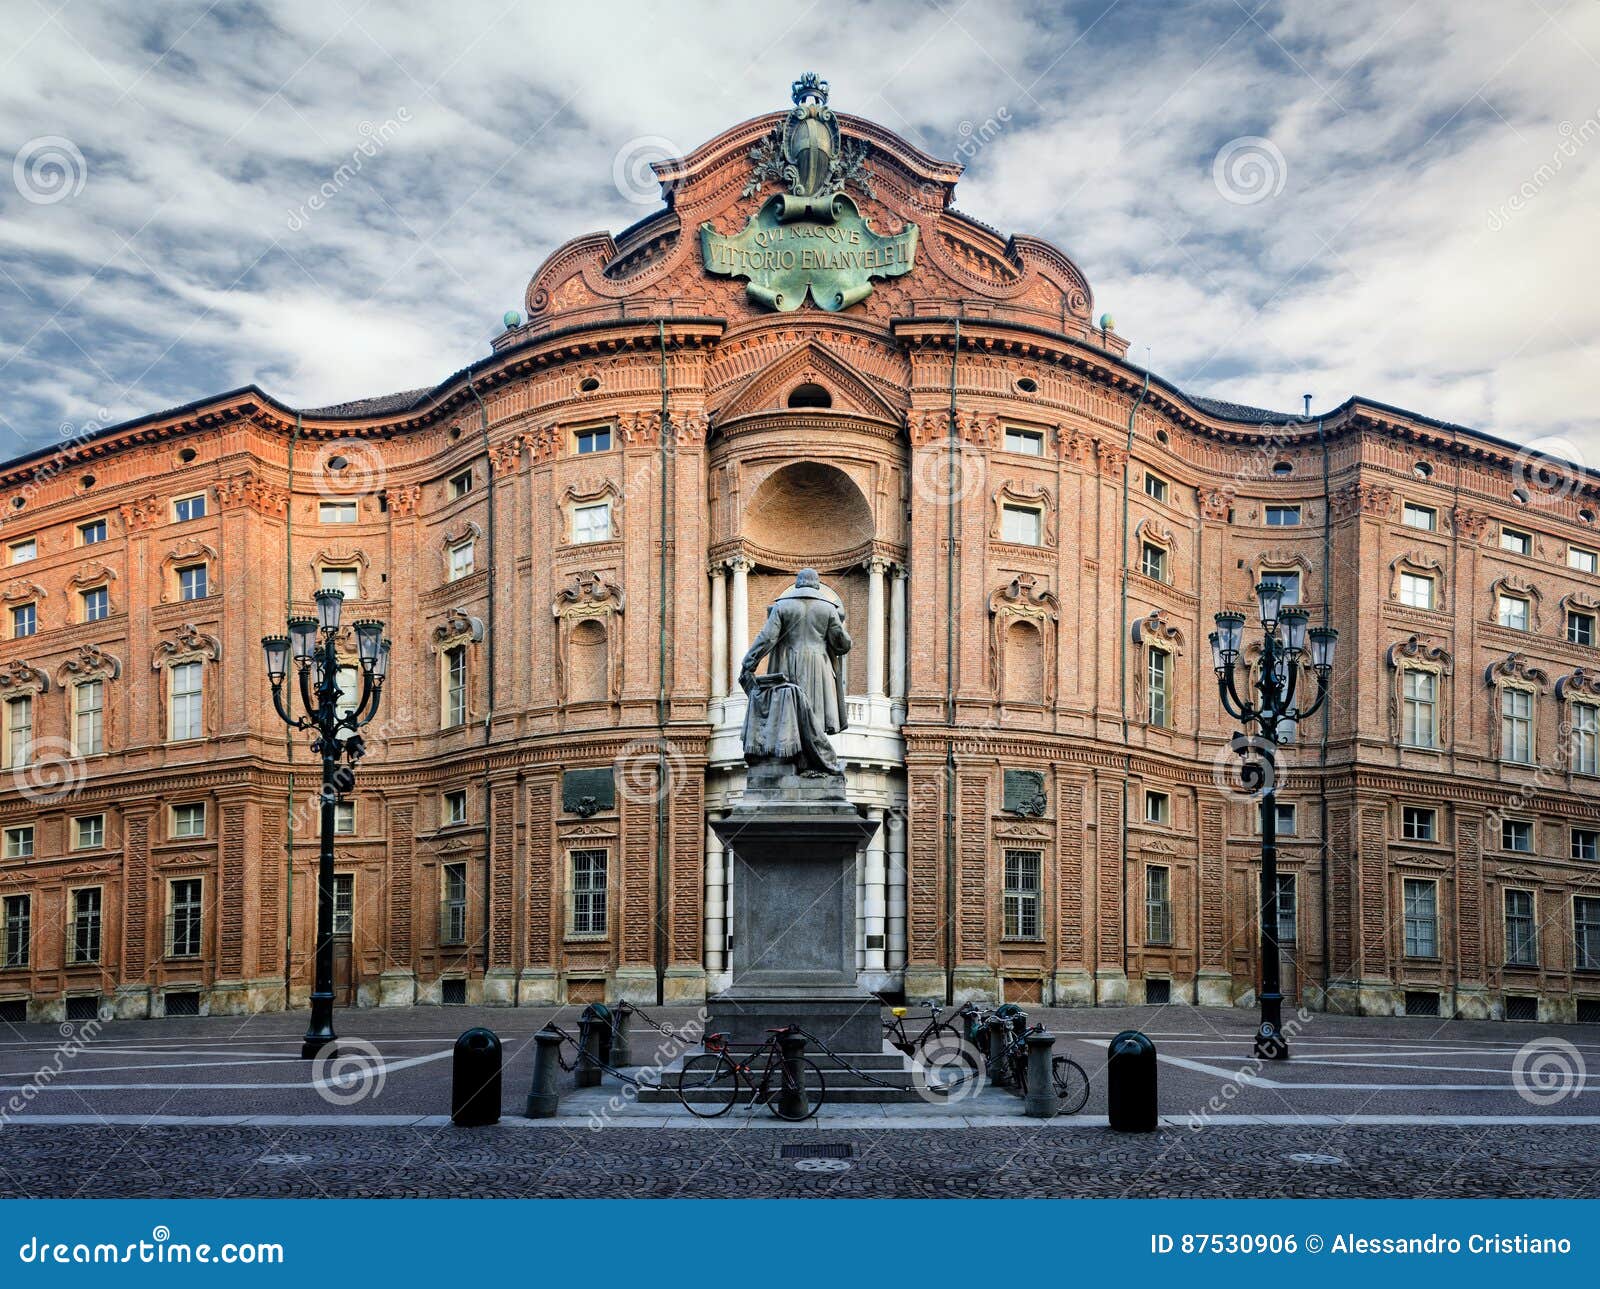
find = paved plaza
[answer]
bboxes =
[1,1004,1596,1197]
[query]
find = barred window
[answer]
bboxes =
[168,878,202,958]
[1003,849,1042,940]
[1505,889,1537,967]
[1145,866,1172,945]
[1576,897,1600,971]
[70,887,102,965]
[441,863,468,945]
[569,849,608,937]
[332,873,354,936]
[3,894,29,968]
[1275,873,1297,945]
[1404,879,1438,958]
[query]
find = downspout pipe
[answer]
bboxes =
[1117,373,1150,990]
[468,380,497,978]
[944,319,960,1005]
[655,320,672,1006]
[1317,417,1332,1003]
[284,413,302,1001]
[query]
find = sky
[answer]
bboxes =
[1,0,1598,466]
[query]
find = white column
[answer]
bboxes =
[709,562,728,698]
[866,556,887,700]
[729,555,752,674]
[887,804,907,971]
[704,818,725,974]
[864,806,888,973]
[889,564,908,700]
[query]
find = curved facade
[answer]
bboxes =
[3,81,1600,1024]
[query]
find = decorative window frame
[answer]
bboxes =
[1250,551,1313,600]
[990,481,1056,549]
[1555,669,1600,776]
[58,644,120,758]
[1561,591,1600,635]
[431,609,485,730]
[441,522,482,582]
[552,571,625,706]
[1131,610,1184,729]
[1489,575,1541,632]
[1485,652,1548,765]
[1133,518,1175,584]
[1389,551,1447,612]
[563,844,612,941]
[987,574,1059,705]
[310,547,370,599]
[561,479,622,548]
[1385,636,1453,748]
[2,579,46,609]
[149,623,221,742]
[159,542,218,604]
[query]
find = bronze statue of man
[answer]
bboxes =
[738,568,851,776]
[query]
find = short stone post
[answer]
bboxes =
[574,1013,603,1088]
[778,1030,810,1120]
[1023,1029,1056,1118]
[986,1016,1011,1086]
[525,1026,563,1118]
[610,1001,634,1068]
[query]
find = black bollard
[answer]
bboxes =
[574,1004,610,1087]
[610,1001,634,1068]
[777,1031,810,1120]
[1023,1029,1057,1118]
[1107,1029,1157,1132]
[525,1026,563,1118]
[986,1016,1011,1085]
[451,1027,502,1127]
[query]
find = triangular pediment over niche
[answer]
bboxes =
[713,340,906,423]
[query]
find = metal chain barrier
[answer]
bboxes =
[793,1024,984,1095]
[543,1022,661,1090]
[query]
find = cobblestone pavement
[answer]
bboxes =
[1,1122,1595,1198]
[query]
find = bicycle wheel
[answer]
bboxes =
[677,1051,738,1118]
[767,1056,825,1121]
[1051,1056,1091,1114]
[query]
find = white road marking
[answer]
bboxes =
[0,1046,453,1093]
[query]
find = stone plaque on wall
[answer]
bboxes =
[1003,769,1047,817]
[562,768,615,817]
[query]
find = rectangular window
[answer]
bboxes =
[574,426,613,455]
[172,802,206,839]
[170,661,203,741]
[1399,572,1435,610]
[1265,505,1301,526]
[320,566,358,602]
[1574,703,1599,776]
[1498,594,1529,630]
[12,603,35,638]
[1275,873,1297,944]
[448,541,475,581]
[81,586,109,622]
[1577,897,1600,971]
[1401,805,1436,842]
[173,494,206,523]
[1144,790,1169,825]
[1402,670,1437,747]
[9,538,35,564]
[1571,546,1598,574]
[444,646,467,727]
[1573,828,1600,862]
[168,878,202,958]
[1140,542,1167,582]
[334,801,356,835]
[1144,473,1169,503]
[1570,610,1596,647]
[74,679,104,756]
[1264,570,1301,606]
[73,814,104,850]
[569,848,609,937]
[1501,687,1534,763]
[1403,878,1438,957]
[318,501,358,524]
[178,564,208,602]
[1146,649,1169,727]
[1144,866,1172,946]
[573,502,611,544]
[332,873,354,935]
[1275,801,1298,835]
[1505,889,1537,966]
[1501,527,1531,556]
[1003,427,1043,456]
[1402,503,1436,531]
[450,470,474,499]
[70,887,102,965]
[1002,505,1042,546]
[1501,818,1533,853]
[4,825,34,860]
[444,790,467,826]
[1003,849,1042,939]
[78,519,106,545]
[441,863,467,944]
[6,696,33,768]
[3,895,29,968]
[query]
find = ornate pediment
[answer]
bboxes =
[57,643,121,684]
[1485,652,1549,690]
[0,579,44,605]
[713,339,905,423]
[1556,668,1600,700]
[1386,635,1452,671]
[431,608,486,652]
[0,660,49,694]
[150,623,220,670]
[1130,610,1185,651]
[988,573,1058,619]
[553,571,624,618]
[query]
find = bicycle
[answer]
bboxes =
[677,1026,826,1120]
[994,1022,1091,1113]
[883,1000,978,1057]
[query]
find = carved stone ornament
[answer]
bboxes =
[1484,652,1549,690]
[431,608,486,651]
[150,623,221,671]
[1386,635,1452,671]
[0,660,49,695]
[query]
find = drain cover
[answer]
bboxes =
[778,1142,853,1160]
[793,1157,851,1172]
[1284,1152,1345,1166]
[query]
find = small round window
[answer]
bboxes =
[787,383,832,409]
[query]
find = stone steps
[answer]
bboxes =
[631,1042,933,1104]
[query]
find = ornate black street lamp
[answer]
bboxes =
[1210,582,1336,1060]
[262,589,390,1059]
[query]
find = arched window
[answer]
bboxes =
[787,382,832,409]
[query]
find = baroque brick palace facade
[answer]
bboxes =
[3,80,1600,1025]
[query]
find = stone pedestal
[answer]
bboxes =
[708,764,881,1052]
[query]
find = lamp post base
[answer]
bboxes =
[1253,1015,1289,1061]
[301,993,339,1060]
[301,1034,339,1060]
